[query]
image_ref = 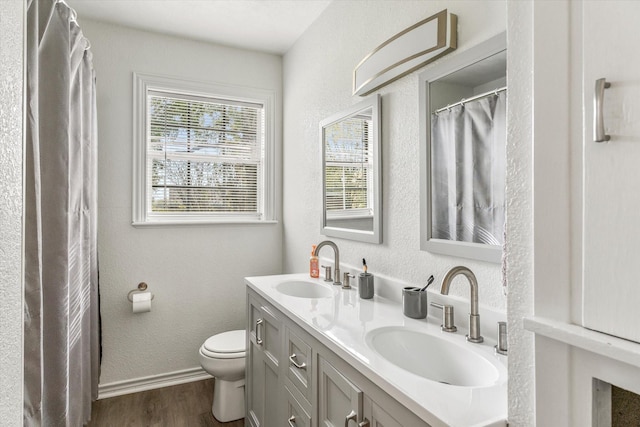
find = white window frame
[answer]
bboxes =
[132,73,276,226]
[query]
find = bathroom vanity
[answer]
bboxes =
[245,274,507,427]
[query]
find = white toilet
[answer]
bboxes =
[198,329,247,422]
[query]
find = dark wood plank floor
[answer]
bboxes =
[87,379,244,427]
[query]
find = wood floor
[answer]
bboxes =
[87,379,244,427]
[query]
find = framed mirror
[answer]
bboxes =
[419,33,506,263]
[320,95,381,243]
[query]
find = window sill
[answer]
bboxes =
[132,219,278,228]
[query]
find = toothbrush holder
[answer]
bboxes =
[402,287,427,319]
[358,273,374,299]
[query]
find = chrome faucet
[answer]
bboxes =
[440,266,484,343]
[313,241,341,286]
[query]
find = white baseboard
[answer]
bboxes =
[98,367,212,400]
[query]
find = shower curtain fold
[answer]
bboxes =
[431,91,506,245]
[25,0,100,425]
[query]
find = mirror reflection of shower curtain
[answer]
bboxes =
[431,92,506,245]
[24,1,100,425]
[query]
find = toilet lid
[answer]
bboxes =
[203,329,246,354]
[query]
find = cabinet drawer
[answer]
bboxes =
[285,327,312,402]
[285,385,311,427]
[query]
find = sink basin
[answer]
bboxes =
[275,281,333,299]
[366,327,499,387]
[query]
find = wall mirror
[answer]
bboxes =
[419,33,506,263]
[320,95,381,244]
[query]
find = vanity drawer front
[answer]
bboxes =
[285,327,312,402]
[285,385,311,427]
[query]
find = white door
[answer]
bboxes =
[582,1,640,343]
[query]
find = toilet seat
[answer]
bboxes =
[201,330,246,359]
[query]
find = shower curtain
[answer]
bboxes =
[24,1,100,425]
[431,91,506,245]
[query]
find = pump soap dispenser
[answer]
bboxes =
[310,245,319,278]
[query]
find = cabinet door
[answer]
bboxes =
[362,396,403,427]
[582,1,640,343]
[318,356,363,427]
[246,295,282,427]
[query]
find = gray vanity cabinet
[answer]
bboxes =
[317,355,405,427]
[285,384,312,427]
[285,328,313,403]
[362,397,403,427]
[317,356,363,427]
[246,288,430,427]
[246,293,283,427]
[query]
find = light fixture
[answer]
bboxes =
[353,9,457,97]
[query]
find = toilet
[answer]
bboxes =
[198,329,247,422]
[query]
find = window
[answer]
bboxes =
[324,115,374,220]
[133,73,275,225]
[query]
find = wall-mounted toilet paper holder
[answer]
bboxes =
[127,282,155,302]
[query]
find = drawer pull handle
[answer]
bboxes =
[289,353,307,370]
[256,318,264,345]
[288,415,297,427]
[345,409,357,427]
[594,77,611,142]
[358,419,371,427]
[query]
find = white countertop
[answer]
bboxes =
[245,273,508,427]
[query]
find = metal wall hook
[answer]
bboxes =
[127,282,154,302]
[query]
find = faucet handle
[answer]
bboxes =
[495,321,508,355]
[342,272,355,289]
[430,302,457,333]
[320,265,332,282]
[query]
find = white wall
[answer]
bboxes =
[505,1,535,424]
[0,1,24,424]
[282,1,507,309]
[80,19,283,386]
[513,1,640,425]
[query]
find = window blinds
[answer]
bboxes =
[147,91,264,216]
[324,116,373,217]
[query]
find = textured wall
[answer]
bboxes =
[0,0,24,424]
[505,1,535,424]
[80,19,283,385]
[282,1,507,308]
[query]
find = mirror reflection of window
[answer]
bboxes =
[320,95,381,244]
[324,110,373,223]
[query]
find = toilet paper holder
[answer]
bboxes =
[127,282,155,302]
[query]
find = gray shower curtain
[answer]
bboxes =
[431,91,506,245]
[24,0,100,425]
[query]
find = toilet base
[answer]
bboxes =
[212,377,245,422]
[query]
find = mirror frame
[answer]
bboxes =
[418,32,506,263]
[320,94,382,244]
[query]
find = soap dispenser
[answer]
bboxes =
[310,245,319,278]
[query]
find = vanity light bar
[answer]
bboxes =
[352,9,457,97]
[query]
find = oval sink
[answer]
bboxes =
[275,281,333,299]
[366,327,499,387]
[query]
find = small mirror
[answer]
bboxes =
[419,33,506,263]
[320,95,381,243]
